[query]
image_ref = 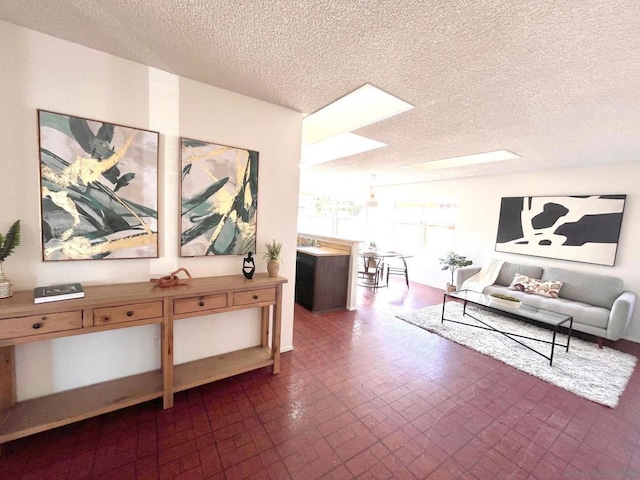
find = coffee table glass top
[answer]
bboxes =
[446,289,572,327]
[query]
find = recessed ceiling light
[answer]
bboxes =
[404,149,522,170]
[302,84,414,144]
[301,132,386,165]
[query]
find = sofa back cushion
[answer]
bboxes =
[541,267,624,309]
[495,263,544,287]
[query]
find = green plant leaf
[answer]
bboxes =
[264,239,282,262]
[0,220,21,262]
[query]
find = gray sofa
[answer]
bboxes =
[456,262,636,342]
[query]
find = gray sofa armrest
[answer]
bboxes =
[608,291,637,341]
[455,266,481,289]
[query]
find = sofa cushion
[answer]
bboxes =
[541,267,624,309]
[495,263,543,287]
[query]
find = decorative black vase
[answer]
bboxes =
[243,252,255,279]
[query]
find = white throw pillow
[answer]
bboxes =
[510,273,562,298]
[509,273,537,293]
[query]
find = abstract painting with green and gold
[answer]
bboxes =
[38,110,159,261]
[180,138,258,256]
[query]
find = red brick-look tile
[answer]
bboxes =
[2,279,640,479]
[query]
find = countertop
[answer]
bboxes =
[296,246,350,257]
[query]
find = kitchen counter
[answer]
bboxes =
[295,248,350,312]
[296,246,349,257]
[297,233,363,311]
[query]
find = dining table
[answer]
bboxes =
[358,250,409,288]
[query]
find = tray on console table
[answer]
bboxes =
[0,273,287,444]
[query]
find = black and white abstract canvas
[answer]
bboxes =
[495,195,626,266]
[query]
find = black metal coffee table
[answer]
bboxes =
[442,290,573,366]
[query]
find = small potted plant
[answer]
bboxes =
[0,220,21,299]
[438,251,472,292]
[264,239,282,277]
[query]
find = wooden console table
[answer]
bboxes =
[0,273,286,444]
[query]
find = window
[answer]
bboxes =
[297,194,458,252]
[423,201,457,252]
[297,195,365,238]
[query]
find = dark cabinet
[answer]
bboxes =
[295,251,349,312]
[295,252,316,310]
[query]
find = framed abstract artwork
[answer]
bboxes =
[180,138,258,256]
[495,195,626,266]
[38,110,159,261]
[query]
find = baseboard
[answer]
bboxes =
[281,345,294,353]
[622,334,640,344]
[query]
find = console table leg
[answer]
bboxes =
[162,305,174,409]
[271,284,283,374]
[260,307,269,348]
[0,346,16,409]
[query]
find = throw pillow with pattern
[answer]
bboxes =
[531,279,563,298]
[509,273,538,293]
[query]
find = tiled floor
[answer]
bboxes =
[2,278,640,479]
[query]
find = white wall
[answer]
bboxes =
[377,163,640,342]
[0,21,301,400]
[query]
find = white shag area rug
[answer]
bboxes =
[397,303,637,408]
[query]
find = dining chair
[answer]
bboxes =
[358,255,385,289]
[386,255,409,288]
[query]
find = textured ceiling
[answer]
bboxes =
[2,0,640,194]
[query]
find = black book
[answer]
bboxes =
[34,283,85,304]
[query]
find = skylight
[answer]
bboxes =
[300,84,413,164]
[404,149,522,170]
[300,133,386,165]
